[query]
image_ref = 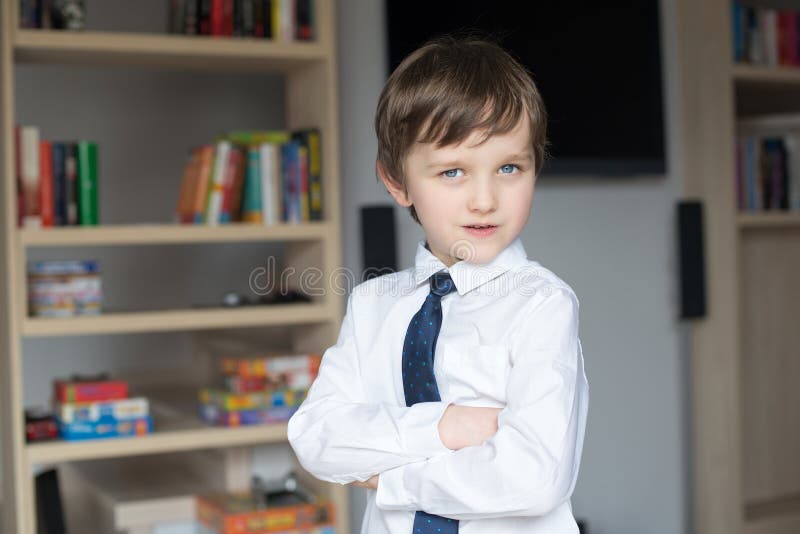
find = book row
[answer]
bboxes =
[732,1,800,67]
[15,126,99,228]
[18,0,86,30]
[735,135,800,212]
[176,129,323,225]
[170,0,315,41]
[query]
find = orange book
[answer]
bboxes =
[192,145,215,223]
[39,141,54,227]
[176,148,200,224]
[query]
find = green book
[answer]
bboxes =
[77,141,98,226]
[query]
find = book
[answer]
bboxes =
[242,146,263,223]
[77,141,99,225]
[39,140,54,227]
[259,142,281,224]
[21,126,41,228]
[176,148,200,223]
[193,145,215,223]
[292,129,322,220]
[220,147,243,223]
[206,140,232,225]
[52,143,67,226]
[198,403,298,426]
[65,143,79,225]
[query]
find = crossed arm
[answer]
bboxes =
[287,288,587,518]
[347,404,502,490]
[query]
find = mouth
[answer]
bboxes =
[463,224,499,237]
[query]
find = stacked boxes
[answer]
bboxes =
[53,377,152,440]
[28,260,102,317]
[198,352,321,427]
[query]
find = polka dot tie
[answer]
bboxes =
[402,271,459,533]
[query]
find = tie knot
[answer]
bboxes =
[430,272,457,297]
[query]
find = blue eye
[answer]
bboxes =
[441,168,463,179]
[499,164,519,174]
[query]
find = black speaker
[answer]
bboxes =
[35,468,66,534]
[360,205,398,281]
[677,200,706,319]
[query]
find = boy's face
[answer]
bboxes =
[380,115,536,267]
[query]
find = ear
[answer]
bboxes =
[377,161,413,207]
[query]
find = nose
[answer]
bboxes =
[468,176,497,214]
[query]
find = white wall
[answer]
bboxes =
[336,1,691,533]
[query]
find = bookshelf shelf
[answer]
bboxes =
[26,422,289,464]
[22,303,331,337]
[19,222,330,247]
[732,63,800,86]
[13,29,329,71]
[738,212,800,229]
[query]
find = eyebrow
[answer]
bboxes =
[426,152,533,169]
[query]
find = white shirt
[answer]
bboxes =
[288,238,589,533]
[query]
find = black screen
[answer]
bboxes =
[386,1,666,176]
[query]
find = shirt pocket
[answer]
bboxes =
[439,343,512,405]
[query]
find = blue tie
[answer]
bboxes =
[402,270,459,533]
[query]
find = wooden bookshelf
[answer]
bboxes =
[26,422,289,464]
[14,28,330,71]
[738,212,800,229]
[19,222,330,247]
[732,63,800,86]
[677,2,800,533]
[0,1,349,533]
[21,303,332,337]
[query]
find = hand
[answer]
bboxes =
[348,474,379,490]
[438,404,502,450]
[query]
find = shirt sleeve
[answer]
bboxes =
[375,287,589,519]
[287,292,452,485]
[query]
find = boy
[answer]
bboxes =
[288,36,589,533]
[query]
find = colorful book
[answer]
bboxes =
[242,146,263,223]
[77,141,99,225]
[205,140,231,225]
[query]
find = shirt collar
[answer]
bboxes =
[412,237,529,296]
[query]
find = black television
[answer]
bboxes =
[385,1,666,176]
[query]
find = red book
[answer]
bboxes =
[222,0,234,35]
[220,147,242,223]
[210,0,224,36]
[54,380,129,403]
[39,141,54,227]
[778,11,793,66]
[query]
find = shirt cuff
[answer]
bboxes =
[375,462,416,510]
[399,401,452,457]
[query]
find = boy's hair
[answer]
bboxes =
[375,34,548,224]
